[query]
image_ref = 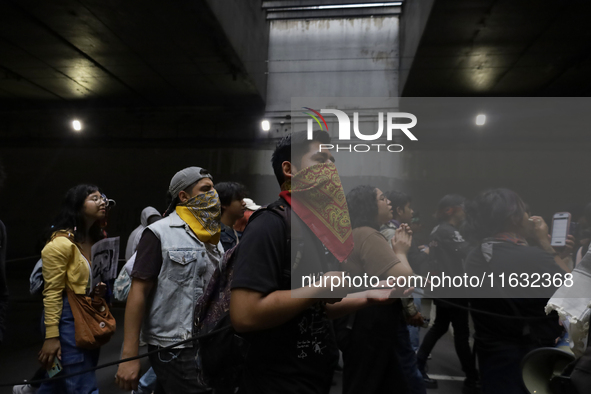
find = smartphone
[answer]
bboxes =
[48,356,62,378]
[550,212,571,247]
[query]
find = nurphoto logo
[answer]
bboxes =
[302,107,418,153]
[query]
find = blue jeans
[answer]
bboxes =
[396,314,427,394]
[148,345,211,394]
[408,295,422,351]
[38,296,100,394]
[137,367,158,394]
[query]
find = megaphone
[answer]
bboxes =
[521,347,575,394]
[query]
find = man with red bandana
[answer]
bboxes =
[230,131,403,394]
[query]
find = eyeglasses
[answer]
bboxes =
[88,194,112,207]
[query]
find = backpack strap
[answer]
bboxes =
[246,198,293,282]
[50,230,93,293]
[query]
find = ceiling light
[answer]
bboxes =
[475,114,486,126]
[72,120,82,131]
[261,120,270,131]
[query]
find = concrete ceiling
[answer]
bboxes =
[1,0,590,147]
[401,0,591,97]
[3,0,590,107]
[0,0,263,110]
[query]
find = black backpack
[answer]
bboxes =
[193,199,292,390]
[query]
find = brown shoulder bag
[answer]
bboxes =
[65,288,116,349]
[52,231,116,349]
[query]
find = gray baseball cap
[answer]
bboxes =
[169,167,212,199]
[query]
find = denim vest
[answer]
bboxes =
[141,211,223,347]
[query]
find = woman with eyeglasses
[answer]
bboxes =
[34,184,111,394]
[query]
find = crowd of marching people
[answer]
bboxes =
[1,129,590,394]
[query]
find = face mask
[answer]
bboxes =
[280,162,353,262]
[175,189,221,244]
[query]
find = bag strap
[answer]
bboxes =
[51,231,93,295]
[246,198,293,281]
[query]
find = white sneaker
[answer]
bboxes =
[13,385,38,394]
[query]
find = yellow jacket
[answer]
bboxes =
[41,231,91,339]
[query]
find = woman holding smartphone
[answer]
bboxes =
[37,184,110,393]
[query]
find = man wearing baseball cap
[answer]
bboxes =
[116,167,224,393]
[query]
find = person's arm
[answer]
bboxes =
[531,216,571,273]
[231,271,349,332]
[41,237,72,339]
[557,235,575,271]
[325,285,412,319]
[115,278,154,391]
[321,227,415,321]
[380,226,396,243]
[231,208,309,333]
[324,298,369,320]
[384,225,414,278]
[38,237,73,369]
[116,229,161,391]
[537,238,571,273]
[231,288,316,332]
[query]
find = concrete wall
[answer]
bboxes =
[399,0,435,95]
[0,145,278,265]
[204,0,270,101]
[266,17,400,114]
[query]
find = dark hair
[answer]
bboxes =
[48,184,105,244]
[215,182,248,214]
[464,188,526,241]
[387,191,411,216]
[271,130,331,186]
[346,185,379,230]
[435,194,466,221]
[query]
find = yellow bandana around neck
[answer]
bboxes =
[175,189,221,244]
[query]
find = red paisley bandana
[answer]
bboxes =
[280,162,353,262]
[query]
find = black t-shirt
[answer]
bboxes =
[427,222,472,298]
[130,229,163,281]
[231,201,339,394]
[465,242,563,346]
[429,222,471,277]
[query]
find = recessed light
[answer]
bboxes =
[261,120,270,131]
[72,120,82,131]
[475,114,486,126]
